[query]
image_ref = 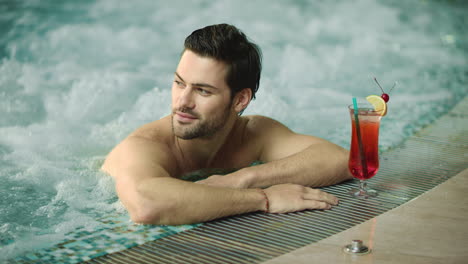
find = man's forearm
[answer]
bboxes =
[120,176,266,225]
[236,143,352,188]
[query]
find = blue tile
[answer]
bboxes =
[12,213,201,263]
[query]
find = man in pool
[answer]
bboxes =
[101,23,353,225]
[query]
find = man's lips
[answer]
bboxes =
[175,111,198,122]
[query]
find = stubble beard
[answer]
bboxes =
[171,104,232,140]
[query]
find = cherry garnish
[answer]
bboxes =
[381,93,390,102]
[373,77,396,103]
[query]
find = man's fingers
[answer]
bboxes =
[302,188,339,205]
[303,200,332,210]
[265,184,340,214]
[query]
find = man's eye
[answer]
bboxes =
[198,88,211,95]
[174,80,185,88]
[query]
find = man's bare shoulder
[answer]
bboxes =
[243,115,291,134]
[232,115,292,157]
[129,115,173,142]
[242,115,329,162]
[102,116,179,178]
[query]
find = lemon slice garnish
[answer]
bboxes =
[366,95,387,116]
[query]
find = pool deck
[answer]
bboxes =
[264,97,468,264]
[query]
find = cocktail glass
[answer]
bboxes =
[348,101,382,198]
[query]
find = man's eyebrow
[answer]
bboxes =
[174,72,219,90]
[174,72,185,82]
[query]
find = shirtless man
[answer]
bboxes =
[102,24,352,225]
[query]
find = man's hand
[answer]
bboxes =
[198,175,340,214]
[264,184,339,213]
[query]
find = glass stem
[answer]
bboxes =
[359,180,367,194]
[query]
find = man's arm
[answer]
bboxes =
[198,116,353,189]
[102,136,338,225]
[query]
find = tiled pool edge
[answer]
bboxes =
[8,214,200,263]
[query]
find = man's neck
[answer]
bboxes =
[175,116,239,172]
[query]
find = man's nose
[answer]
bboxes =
[178,87,195,109]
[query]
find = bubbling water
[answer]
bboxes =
[0,0,467,259]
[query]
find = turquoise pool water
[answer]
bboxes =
[1,0,467,261]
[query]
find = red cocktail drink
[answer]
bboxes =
[349,111,381,180]
[348,103,382,198]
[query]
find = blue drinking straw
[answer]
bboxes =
[352,98,368,178]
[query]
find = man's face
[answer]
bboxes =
[171,50,233,140]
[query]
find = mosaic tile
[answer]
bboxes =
[10,213,201,263]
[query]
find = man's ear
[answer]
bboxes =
[233,88,252,113]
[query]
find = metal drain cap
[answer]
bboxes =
[343,240,371,255]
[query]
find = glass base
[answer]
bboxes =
[348,188,378,199]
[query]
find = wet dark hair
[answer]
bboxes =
[184,23,262,100]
